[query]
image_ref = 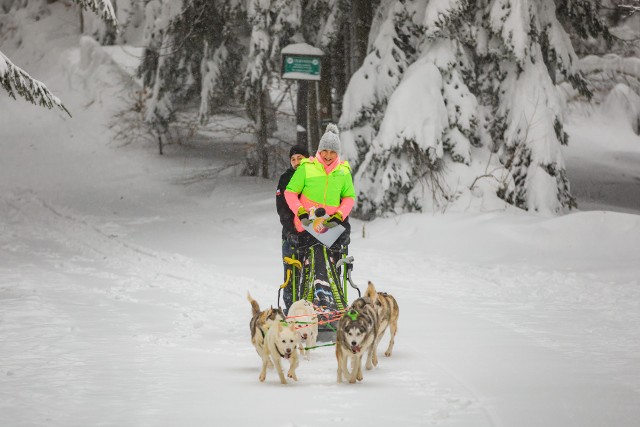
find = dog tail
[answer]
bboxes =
[247,292,260,317]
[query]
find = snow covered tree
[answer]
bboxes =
[478,0,611,212]
[242,0,301,178]
[74,0,117,27]
[340,0,427,167]
[342,0,611,217]
[139,0,244,145]
[342,0,478,217]
[0,0,116,114]
[79,0,147,45]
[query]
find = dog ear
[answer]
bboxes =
[366,281,378,303]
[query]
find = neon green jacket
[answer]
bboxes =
[284,156,356,231]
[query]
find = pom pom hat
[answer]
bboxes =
[317,123,341,153]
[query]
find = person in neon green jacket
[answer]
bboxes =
[284,124,355,239]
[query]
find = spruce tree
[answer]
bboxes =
[342,0,611,216]
[340,0,426,167]
[242,0,301,177]
[140,0,244,139]
[344,0,479,217]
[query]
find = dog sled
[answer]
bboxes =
[278,211,360,341]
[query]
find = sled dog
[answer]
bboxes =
[287,299,318,360]
[365,281,399,367]
[247,292,285,365]
[335,295,378,383]
[260,318,300,384]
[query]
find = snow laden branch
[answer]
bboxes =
[619,1,640,14]
[73,0,118,29]
[0,51,71,116]
[1,0,117,114]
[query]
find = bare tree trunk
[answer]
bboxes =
[350,0,372,74]
[258,90,269,178]
[331,32,347,119]
[103,0,118,45]
[79,8,84,34]
[296,80,308,146]
[307,82,320,152]
[319,55,333,125]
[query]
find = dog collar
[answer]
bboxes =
[346,310,359,321]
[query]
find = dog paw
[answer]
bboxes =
[384,351,392,357]
[259,374,266,382]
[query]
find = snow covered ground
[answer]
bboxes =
[2,8,640,427]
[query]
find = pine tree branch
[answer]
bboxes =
[619,4,640,15]
[0,50,71,117]
[1,0,118,115]
[72,0,118,30]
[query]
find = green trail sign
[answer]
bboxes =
[281,43,324,81]
[282,55,321,80]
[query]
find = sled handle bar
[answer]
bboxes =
[336,256,360,297]
[277,257,303,309]
[335,256,354,270]
[283,257,302,269]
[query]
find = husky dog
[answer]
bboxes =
[365,281,399,367]
[287,299,318,360]
[247,292,285,365]
[260,319,301,384]
[335,295,378,383]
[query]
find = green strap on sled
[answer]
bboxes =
[323,247,345,311]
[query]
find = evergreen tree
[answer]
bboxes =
[344,0,478,217]
[340,0,426,167]
[342,0,611,216]
[242,0,301,177]
[477,0,603,212]
[140,0,244,139]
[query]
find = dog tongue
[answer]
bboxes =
[351,345,361,353]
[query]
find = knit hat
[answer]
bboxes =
[317,123,340,153]
[289,144,309,158]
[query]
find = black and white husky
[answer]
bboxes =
[335,294,378,383]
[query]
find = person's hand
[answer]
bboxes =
[323,211,343,228]
[297,206,311,226]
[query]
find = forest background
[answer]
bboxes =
[2,0,640,218]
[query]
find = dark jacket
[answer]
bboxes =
[276,167,297,239]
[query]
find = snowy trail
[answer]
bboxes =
[3,181,640,425]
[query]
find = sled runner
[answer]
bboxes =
[279,223,360,342]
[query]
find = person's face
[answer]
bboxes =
[290,154,305,170]
[319,150,337,164]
